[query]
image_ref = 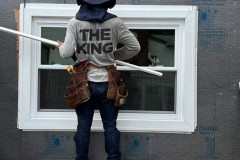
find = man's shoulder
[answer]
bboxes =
[108,17,124,24]
[104,17,125,29]
[69,17,79,24]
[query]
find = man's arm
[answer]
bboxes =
[56,19,77,59]
[113,19,141,60]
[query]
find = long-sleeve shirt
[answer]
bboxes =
[59,17,141,82]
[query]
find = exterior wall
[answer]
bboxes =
[0,0,239,159]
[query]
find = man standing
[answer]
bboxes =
[56,0,140,159]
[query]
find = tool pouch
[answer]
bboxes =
[107,66,128,107]
[64,61,91,108]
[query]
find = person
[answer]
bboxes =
[56,0,140,159]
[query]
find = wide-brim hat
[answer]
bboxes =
[76,0,116,9]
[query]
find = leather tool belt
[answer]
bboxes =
[64,61,128,108]
[64,60,91,108]
[106,66,128,107]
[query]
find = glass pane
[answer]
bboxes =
[41,27,75,65]
[120,71,175,111]
[39,69,71,110]
[126,29,175,67]
[39,70,175,112]
[41,27,175,67]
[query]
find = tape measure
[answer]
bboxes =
[66,66,76,75]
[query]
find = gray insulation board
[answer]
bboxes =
[0,0,240,159]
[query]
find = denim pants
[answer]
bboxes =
[74,81,121,160]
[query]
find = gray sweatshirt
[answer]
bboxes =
[59,17,141,67]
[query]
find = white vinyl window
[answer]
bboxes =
[18,4,198,133]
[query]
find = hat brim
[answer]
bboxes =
[77,0,116,8]
[83,0,109,5]
[82,0,116,9]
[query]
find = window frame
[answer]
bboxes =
[18,3,198,133]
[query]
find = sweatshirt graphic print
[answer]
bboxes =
[59,17,140,67]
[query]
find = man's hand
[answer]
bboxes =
[56,40,63,49]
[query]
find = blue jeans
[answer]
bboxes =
[74,81,121,160]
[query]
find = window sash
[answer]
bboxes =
[34,19,183,70]
[38,70,177,112]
